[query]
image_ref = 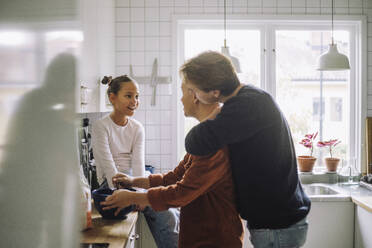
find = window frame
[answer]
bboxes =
[173,15,367,173]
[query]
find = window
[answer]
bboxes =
[330,98,343,122]
[176,17,364,170]
[312,98,325,121]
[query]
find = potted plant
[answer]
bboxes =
[297,132,318,172]
[317,139,341,172]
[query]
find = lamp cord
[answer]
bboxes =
[224,0,227,48]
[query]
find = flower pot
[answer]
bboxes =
[297,156,317,172]
[325,157,340,172]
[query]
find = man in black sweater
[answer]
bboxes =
[181,51,311,248]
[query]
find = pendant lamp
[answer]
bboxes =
[317,0,350,71]
[221,0,241,73]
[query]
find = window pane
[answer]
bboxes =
[183,28,261,156]
[276,30,350,166]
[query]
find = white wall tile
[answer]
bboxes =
[368,37,372,51]
[175,0,188,6]
[159,51,171,66]
[117,0,130,7]
[368,96,372,109]
[306,7,321,14]
[263,0,276,7]
[159,95,172,110]
[189,0,203,6]
[277,7,292,14]
[307,0,321,8]
[131,0,144,7]
[174,6,188,14]
[233,0,248,7]
[158,83,172,95]
[248,7,263,13]
[334,7,349,14]
[116,8,130,22]
[320,7,332,14]
[145,37,159,51]
[292,7,306,14]
[160,110,172,125]
[321,0,332,7]
[131,23,145,37]
[369,52,372,66]
[117,51,130,65]
[145,155,161,168]
[189,6,205,13]
[130,66,146,76]
[349,8,363,15]
[131,8,145,22]
[335,0,348,8]
[159,37,171,51]
[146,109,161,124]
[145,7,159,21]
[204,6,219,14]
[131,51,145,65]
[160,155,173,169]
[146,140,161,154]
[159,66,171,76]
[116,65,130,75]
[145,51,159,65]
[159,22,171,36]
[160,125,172,139]
[293,0,305,7]
[161,140,172,154]
[116,22,130,36]
[233,6,247,13]
[145,0,159,7]
[277,0,292,7]
[131,37,145,51]
[247,0,262,7]
[133,109,146,123]
[205,0,219,6]
[262,7,276,14]
[160,0,174,6]
[349,0,363,8]
[116,37,130,51]
[145,22,160,36]
[159,7,174,21]
[368,81,372,95]
[368,66,372,81]
[146,125,161,139]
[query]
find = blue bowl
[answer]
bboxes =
[92,188,136,220]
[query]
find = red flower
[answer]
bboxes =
[299,132,318,156]
[317,139,341,158]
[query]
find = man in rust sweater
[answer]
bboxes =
[102,79,244,248]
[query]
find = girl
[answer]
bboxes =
[92,75,179,248]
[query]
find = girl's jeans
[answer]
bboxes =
[249,218,308,248]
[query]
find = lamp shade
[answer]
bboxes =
[221,46,241,73]
[317,43,350,71]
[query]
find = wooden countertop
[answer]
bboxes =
[81,205,138,248]
[352,196,372,213]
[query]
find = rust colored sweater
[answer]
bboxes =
[147,148,243,248]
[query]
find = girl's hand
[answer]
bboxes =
[101,189,133,216]
[112,173,134,189]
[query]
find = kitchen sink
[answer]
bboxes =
[303,185,340,195]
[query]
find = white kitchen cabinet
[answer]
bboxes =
[135,213,157,248]
[78,0,115,113]
[354,205,372,248]
[303,201,354,248]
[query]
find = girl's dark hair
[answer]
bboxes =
[179,51,240,96]
[101,75,136,97]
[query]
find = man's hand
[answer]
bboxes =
[112,173,133,189]
[101,189,133,216]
